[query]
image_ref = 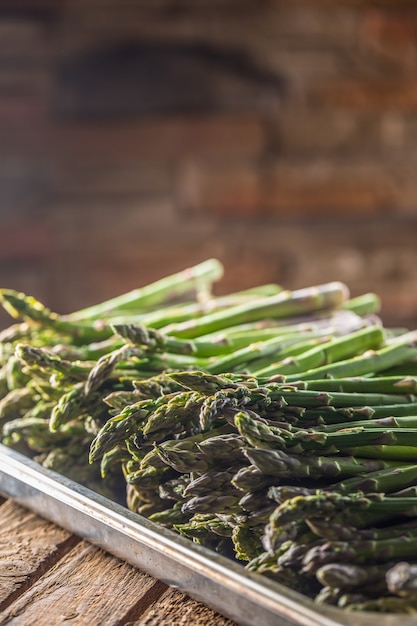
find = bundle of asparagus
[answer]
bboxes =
[2,258,417,613]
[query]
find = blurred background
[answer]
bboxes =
[1,0,417,329]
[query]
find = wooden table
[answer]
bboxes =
[0,495,238,626]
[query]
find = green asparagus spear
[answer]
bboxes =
[164,282,349,339]
[285,331,417,382]
[66,258,224,320]
[254,326,385,378]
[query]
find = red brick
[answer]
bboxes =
[182,156,408,217]
[0,92,47,127]
[0,70,50,155]
[362,10,417,70]
[48,115,265,164]
[263,159,395,215]
[178,160,263,216]
[267,186,383,215]
[0,20,48,62]
[50,198,178,255]
[312,78,417,110]
[269,0,417,5]
[0,1,61,10]
[277,107,381,155]
[0,219,54,261]
[55,162,174,196]
[0,115,265,162]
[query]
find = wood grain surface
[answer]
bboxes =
[0,499,239,626]
[0,541,166,625]
[0,500,77,610]
[134,587,237,626]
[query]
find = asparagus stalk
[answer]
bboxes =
[303,534,417,569]
[66,258,224,320]
[285,332,417,382]
[246,336,335,374]
[181,491,243,515]
[334,464,417,495]
[342,596,417,613]
[271,387,415,409]
[312,416,417,432]
[163,282,350,339]
[253,326,385,378]
[183,467,241,497]
[386,561,417,597]
[298,403,417,427]
[315,562,389,590]
[199,308,373,342]
[15,343,93,380]
[342,292,381,316]
[293,427,417,454]
[174,515,234,541]
[89,400,152,462]
[205,335,335,375]
[133,288,283,330]
[245,447,394,480]
[285,375,417,395]
[342,444,417,462]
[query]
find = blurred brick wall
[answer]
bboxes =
[1,0,417,329]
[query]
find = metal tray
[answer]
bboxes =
[0,443,413,626]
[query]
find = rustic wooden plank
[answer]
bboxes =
[0,500,79,611]
[135,586,238,626]
[0,539,168,625]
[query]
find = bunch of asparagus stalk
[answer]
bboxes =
[2,258,417,613]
